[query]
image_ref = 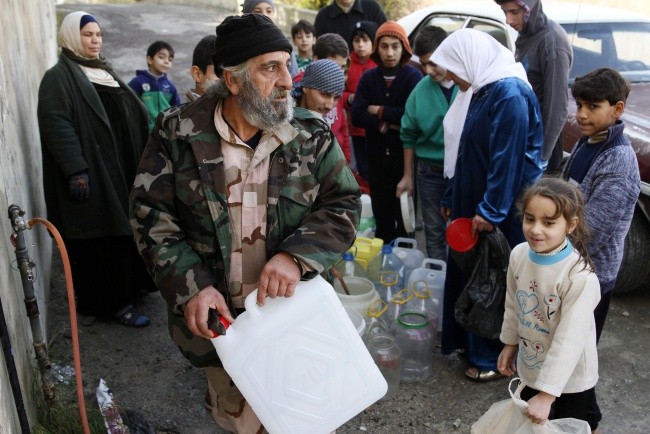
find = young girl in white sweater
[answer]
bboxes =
[498,177,602,430]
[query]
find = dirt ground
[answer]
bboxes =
[45,2,650,433]
[46,245,650,434]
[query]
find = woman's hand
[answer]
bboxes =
[471,214,494,238]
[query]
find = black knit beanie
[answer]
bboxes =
[212,14,293,77]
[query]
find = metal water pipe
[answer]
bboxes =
[7,205,55,406]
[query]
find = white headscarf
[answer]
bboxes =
[58,11,119,87]
[431,28,530,178]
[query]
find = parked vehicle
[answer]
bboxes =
[399,2,650,292]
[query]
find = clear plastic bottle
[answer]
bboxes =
[405,280,440,332]
[333,251,368,279]
[363,299,391,343]
[391,312,434,383]
[386,288,413,328]
[375,271,400,305]
[367,245,405,288]
[365,333,401,400]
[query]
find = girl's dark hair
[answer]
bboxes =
[413,26,448,57]
[518,177,594,272]
[291,19,315,38]
[147,40,174,58]
[571,67,630,105]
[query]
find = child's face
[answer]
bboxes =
[523,195,577,254]
[326,55,350,76]
[377,36,402,68]
[80,22,102,59]
[192,64,218,95]
[301,88,339,116]
[293,30,315,57]
[251,2,274,18]
[148,48,173,76]
[574,97,624,139]
[352,34,373,60]
[418,51,447,83]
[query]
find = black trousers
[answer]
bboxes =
[367,148,406,243]
[520,385,601,430]
[64,235,154,317]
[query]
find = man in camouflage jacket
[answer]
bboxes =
[130,14,360,433]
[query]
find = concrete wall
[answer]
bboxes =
[0,0,57,431]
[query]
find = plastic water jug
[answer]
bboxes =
[385,288,413,328]
[210,276,387,434]
[367,244,405,289]
[363,299,391,343]
[375,271,401,305]
[365,333,401,400]
[358,194,376,238]
[350,237,384,270]
[332,276,381,322]
[333,251,368,279]
[405,280,440,332]
[407,259,446,332]
[392,238,426,282]
[391,312,435,383]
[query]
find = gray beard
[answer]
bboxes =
[237,81,293,132]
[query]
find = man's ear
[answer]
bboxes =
[222,70,241,95]
[190,65,202,85]
[613,100,625,118]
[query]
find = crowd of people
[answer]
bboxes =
[37,0,641,432]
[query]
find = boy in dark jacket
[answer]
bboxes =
[562,65,640,434]
[351,21,422,243]
[128,40,181,130]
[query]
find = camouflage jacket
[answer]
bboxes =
[130,92,361,367]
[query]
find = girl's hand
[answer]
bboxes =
[525,391,555,424]
[497,344,518,376]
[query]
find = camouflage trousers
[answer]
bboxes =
[205,366,267,434]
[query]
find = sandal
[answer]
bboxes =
[114,305,150,328]
[465,367,503,383]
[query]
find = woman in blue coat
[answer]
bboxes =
[432,28,543,381]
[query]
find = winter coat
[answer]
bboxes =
[37,54,149,239]
[130,93,361,367]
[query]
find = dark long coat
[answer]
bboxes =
[37,55,148,239]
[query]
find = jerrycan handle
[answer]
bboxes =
[421,258,447,271]
[392,237,418,249]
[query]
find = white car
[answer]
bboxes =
[399,2,650,293]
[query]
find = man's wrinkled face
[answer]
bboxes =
[500,1,526,32]
[238,51,293,130]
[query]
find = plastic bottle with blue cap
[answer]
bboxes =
[333,251,368,279]
[367,244,406,289]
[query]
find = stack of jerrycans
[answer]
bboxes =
[406,259,446,332]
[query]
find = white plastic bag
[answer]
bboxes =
[471,378,591,434]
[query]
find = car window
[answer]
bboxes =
[562,22,650,81]
[411,14,510,49]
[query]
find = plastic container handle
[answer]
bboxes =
[421,258,447,271]
[392,237,418,249]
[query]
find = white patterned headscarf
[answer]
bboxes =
[58,11,119,87]
[431,28,530,178]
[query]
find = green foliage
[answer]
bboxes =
[284,0,330,11]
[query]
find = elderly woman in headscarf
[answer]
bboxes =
[37,11,153,327]
[432,28,544,382]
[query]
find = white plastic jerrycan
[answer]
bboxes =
[392,237,426,282]
[407,258,447,332]
[210,275,387,434]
